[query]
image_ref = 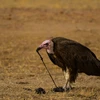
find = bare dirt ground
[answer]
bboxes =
[0,1,100,100]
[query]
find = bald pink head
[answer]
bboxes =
[39,40,51,49]
[36,39,54,54]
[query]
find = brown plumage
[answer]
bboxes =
[37,37,100,90]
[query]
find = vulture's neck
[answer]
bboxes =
[47,41,54,54]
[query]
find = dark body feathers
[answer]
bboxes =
[47,37,100,82]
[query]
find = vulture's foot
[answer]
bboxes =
[63,84,72,91]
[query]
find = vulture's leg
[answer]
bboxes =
[63,69,72,91]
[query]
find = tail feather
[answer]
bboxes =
[91,59,100,76]
[80,59,100,76]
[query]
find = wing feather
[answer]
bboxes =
[52,37,100,76]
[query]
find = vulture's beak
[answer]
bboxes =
[36,47,42,52]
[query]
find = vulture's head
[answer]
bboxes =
[36,39,54,54]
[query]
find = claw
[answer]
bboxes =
[63,84,72,91]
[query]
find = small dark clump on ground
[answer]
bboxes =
[35,87,64,94]
[52,87,65,92]
[35,87,46,94]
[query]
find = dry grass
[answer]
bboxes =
[0,1,100,100]
[1,0,100,9]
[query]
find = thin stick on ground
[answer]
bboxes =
[36,50,58,88]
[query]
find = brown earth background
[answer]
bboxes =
[0,0,100,100]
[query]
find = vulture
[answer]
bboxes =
[36,37,100,91]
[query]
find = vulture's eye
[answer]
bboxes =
[45,43,49,46]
